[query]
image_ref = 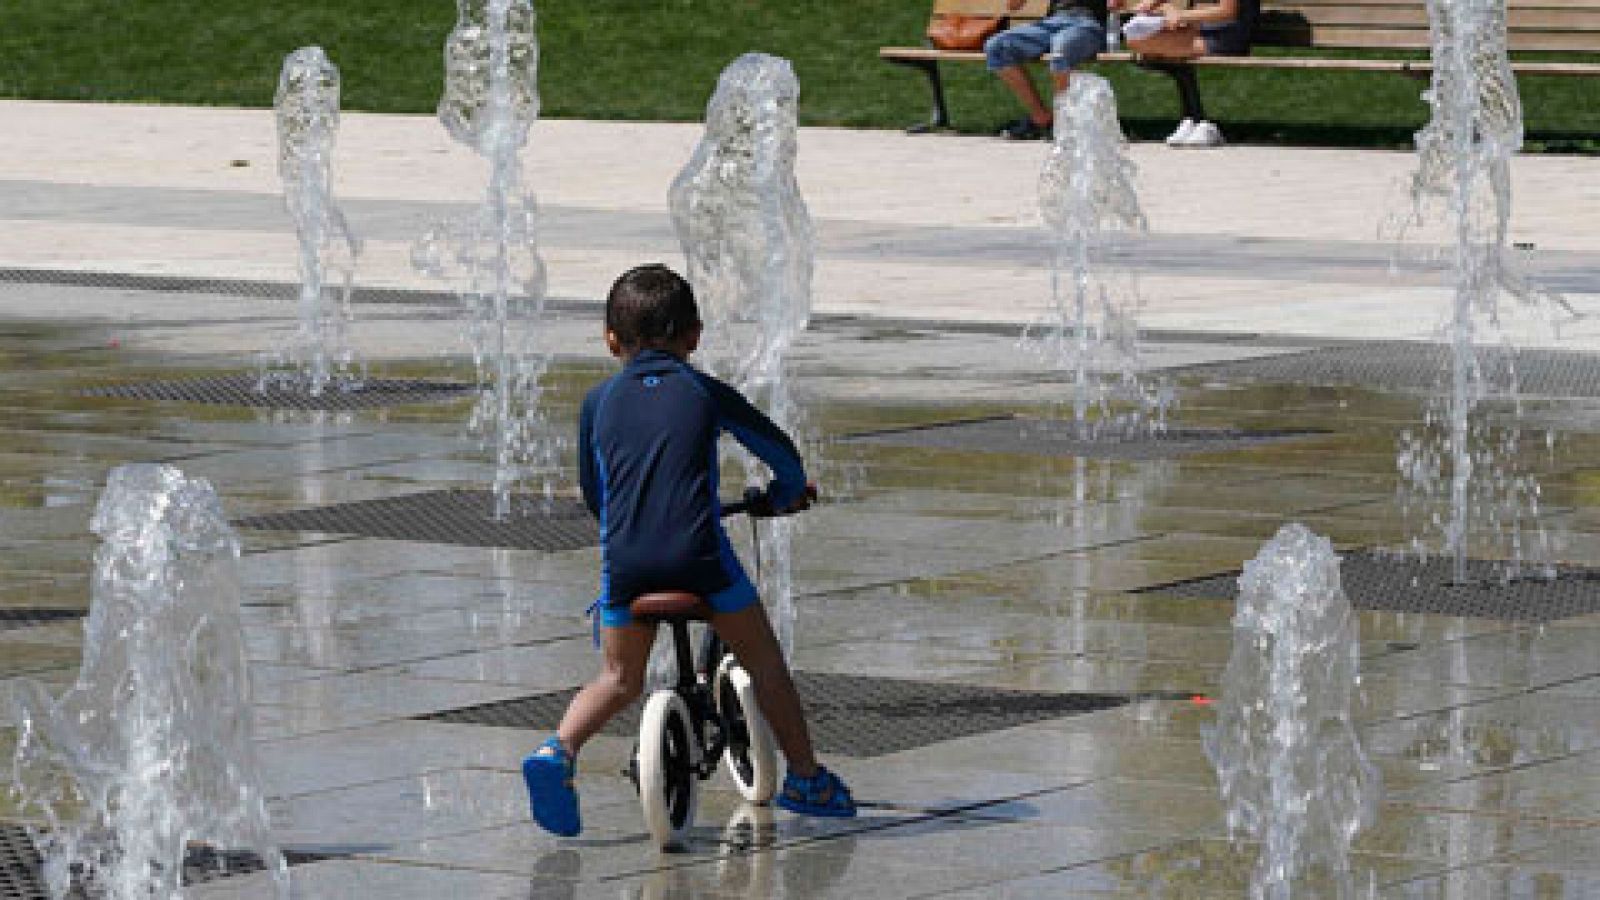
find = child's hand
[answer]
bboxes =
[776,482,818,515]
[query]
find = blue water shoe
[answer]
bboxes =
[775,765,856,818]
[522,737,581,836]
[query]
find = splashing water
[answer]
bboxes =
[1033,74,1171,436]
[1388,0,1574,581]
[1204,524,1380,899]
[669,53,813,657]
[268,46,363,396]
[414,0,552,520]
[8,464,284,900]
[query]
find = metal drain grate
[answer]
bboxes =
[418,671,1129,757]
[80,375,475,411]
[0,822,335,898]
[0,268,607,316]
[0,267,453,306]
[1135,551,1600,622]
[0,609,83,631]
[841,416,1326,460]
[1178,343,1600,399]
[234,490,599,552]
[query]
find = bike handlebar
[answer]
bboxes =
[721,484,817,519]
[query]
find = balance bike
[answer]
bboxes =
[626,488,803,848]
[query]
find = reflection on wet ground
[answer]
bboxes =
[1,315,1598,898]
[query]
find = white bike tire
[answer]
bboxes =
[714,656,779,804]
[638,690,701,849]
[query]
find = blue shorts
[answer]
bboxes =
[596,531,760,628]
[597,575,759,628]
[985,13,1106,74]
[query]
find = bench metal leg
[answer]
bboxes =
[888,58,952,133]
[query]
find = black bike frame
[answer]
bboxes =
[667,487,784,778]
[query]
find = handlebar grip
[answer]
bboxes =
[721,484,816,519]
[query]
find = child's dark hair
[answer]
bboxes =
[605,264,701,352]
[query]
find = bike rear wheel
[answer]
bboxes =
[638,690,701,848]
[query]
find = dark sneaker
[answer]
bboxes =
[775,765,856,818]
[999,117,1050,140]
[523,737,582,836]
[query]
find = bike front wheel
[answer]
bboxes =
[638,690,701,848]
[713,656,779,804]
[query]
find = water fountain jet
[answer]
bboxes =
[415,0,551,520]
[1391,0,1574,582]
[268,45,363,396]
[669,53,813,656]
[8,464,284,900]
[1205,523,1380,899]
[1034,74,1170,436]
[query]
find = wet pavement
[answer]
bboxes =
[1,290,1599,897]
[3,100,1600,898]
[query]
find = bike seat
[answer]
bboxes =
[630,591,712,622]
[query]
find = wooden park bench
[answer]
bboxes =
[880,0,1600,132]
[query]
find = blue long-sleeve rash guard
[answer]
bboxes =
[578,349,807,607]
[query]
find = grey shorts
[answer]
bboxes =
[985,13,1106,74]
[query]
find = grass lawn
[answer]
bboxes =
[2,0,1596,152]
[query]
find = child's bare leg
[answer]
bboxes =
[710,604,818,777]
[555,620,657,755]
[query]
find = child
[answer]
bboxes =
[522,263,855,837]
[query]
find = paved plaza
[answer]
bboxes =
[1,100,1599,897]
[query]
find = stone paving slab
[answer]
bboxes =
[2,101,1597,350]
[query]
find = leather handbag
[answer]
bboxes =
[926,14,1006,51]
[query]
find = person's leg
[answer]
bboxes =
[710,603,817,776]
[555,619,658,754]
[997,66,1053,126]
[986,20,1058,127]
[1172,65,1205,121]
[1046,17,1108,99]
[711,602,855,817]
[1129,32,1213,143]
[524,616,657,836]
[1137,59,1206,121]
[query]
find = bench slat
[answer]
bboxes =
[1182,55,1429,69]
[1266,0,1600,8]
[1183,54,1600,74]
[1501,59,1600,72]
[1258,24,1600,50]
[933,0,1050,13]
[880,46,989,62]
[1261,4,1600,29]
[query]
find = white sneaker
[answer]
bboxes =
[1180,120,1225,147]
[1165,118,1196,145]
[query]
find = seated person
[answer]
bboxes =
[985,0,1110,140]
[1121,0,1259,145]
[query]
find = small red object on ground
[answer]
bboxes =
[1190,694,1212,706]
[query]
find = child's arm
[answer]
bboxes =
[577,391,603,519]
[701,376,808,510]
